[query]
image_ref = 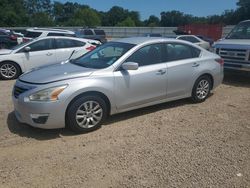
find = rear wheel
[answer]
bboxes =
[0,62,21,80]
[66,95,107,133]
[191,75,212,103]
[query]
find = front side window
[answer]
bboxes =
[71,42,135,69]
[165,43,200,61]
[126,43,163,66]
[28,39,54,52]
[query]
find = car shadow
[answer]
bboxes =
[7,98,193,140]
[7,112,75,140]
[223,71,250,88]
[104,98,193,125]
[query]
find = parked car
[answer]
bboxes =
[0,36,99,79]
[12,37,224,133]
[0,29,19,49]
[21,28,76,43]
[75,28,107,43]
[143,33,162,37]
[176,35,211,50]
[212,20,250,72]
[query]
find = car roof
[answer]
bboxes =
[114,37,179,45]
[239,20,250,24]
[26,28,75,34]
[34,36,99,43]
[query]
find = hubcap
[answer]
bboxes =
[75,101,103,128]
[196,79,209,100]
[0,64,17,78]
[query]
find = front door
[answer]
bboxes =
[20,38,56,70]
[114,43,167,111]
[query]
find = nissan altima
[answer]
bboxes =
[12,37,224,133]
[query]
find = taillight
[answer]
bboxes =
[215,58,224,66]
[86,46,96,51]
[10,35,17,40]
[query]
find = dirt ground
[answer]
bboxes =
[0,72,249,188]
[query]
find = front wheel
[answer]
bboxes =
[191,75,212,103]
[66,95,107,133]
[0,62,21,80]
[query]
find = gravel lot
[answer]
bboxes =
[0,72,249,188]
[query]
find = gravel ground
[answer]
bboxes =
[0,72,249,188]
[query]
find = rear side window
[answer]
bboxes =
[25,31,42,38]
[165,43,200,61]
[84,30,94,35]
[47,33,75,37]
[94,30,105,35]
[56,39,85,48]
[28,39,54,52]
[126,43,163,66]
[74,40,86,47]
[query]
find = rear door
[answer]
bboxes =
[18,38,57,70]
[54,38,87,62]
[114,43,168,111]
[164,42,201,98]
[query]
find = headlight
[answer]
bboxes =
[29,85,67,102]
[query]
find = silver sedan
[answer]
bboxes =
[12,37,223,133]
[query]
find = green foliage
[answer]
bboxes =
[0,0,249,27]
[67,8,101,27]
[116,17,136,27]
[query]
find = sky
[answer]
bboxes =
[58,0,238,20]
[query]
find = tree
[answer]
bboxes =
[144,15,160,27]
[68,8,101,27]
[116,17,136,27]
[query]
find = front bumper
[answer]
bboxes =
[224,61,250,72]
[13,96,67,129]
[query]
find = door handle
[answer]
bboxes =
[192,63,200,67]
[46,52,53,56]
[156,69,166,75]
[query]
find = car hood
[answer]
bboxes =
[19,61,95,84]
[213,39,250,49]
[0,49,12,55]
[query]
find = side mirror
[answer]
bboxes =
[122,62,139,70]
[24,46,31,52]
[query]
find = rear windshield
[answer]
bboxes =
[94,30,106,35]
[25,31,42,38]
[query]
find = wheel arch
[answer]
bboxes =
[65,90,111,119]
[194,73,214,90]
[0,60,23,73]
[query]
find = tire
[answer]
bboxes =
[66,95,108,133]
[0,62,21,80]
[191,75,212,103]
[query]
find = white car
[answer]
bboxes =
[0,36,99,80]
[176,35,210,50]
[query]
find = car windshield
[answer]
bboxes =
[71,42,135,69]
[226,21,250,39]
